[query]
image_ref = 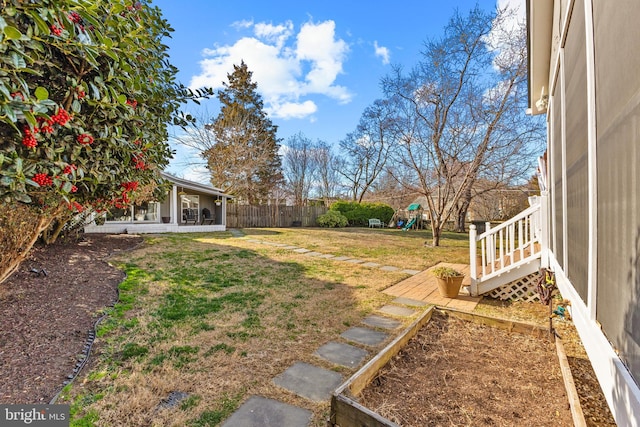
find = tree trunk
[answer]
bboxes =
[0,204,57,284]
[429,217,442,247]
[455,187,472,232]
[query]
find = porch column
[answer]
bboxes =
[171,185,178,225]
[469,224,477,296]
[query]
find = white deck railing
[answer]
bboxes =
[469,193,549,295]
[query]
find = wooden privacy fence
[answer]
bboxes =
[226,204,328,228]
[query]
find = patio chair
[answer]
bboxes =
[201,208,215,225]
[182,208,197,224]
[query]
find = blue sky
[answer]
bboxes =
[152,0,524,180]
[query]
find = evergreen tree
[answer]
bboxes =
[204,61,282,204]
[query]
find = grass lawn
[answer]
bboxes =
[60,227,541,426]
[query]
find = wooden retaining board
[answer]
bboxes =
[328,306,585,427]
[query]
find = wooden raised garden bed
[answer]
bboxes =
[328,306,585,427]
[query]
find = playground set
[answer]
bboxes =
[389,203,427,231]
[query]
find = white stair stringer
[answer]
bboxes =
[473,258,541,296]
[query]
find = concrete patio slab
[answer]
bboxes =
[362,315,402,330]
[314,341,369,368]
[221,395,312,427]
[273,362,342,402]
[378,304,417,317]
[340,327,388,347]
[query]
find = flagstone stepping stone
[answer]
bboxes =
[273,362,342,402]
[304,251,323,256]
[362,315,402,330]
[314,341,369,368]
[340,327,388,347]
[319,254,336,259]
[401,269,421,275]
[379,265,400,271]
[345,258,365,264]
[361,262,381,268]
[221,395,312,427]
[333,256,351,261]
[293,248,312,253]
[378,304,417,317]
[393,297,428,307]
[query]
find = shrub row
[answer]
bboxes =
[325,201,394,227]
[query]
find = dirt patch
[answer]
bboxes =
[358,310,574,426]
[0,234,142,404]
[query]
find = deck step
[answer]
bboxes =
[472,259,541,296]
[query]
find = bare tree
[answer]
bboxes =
[282,132,319,206]
[382,5,542,245]
[314,141,343,204]
[337,99,395,202]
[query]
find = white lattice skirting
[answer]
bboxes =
[488,273,541,302]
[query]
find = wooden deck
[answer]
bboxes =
[383,263,482,311]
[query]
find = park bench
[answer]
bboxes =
[368,218,383,228]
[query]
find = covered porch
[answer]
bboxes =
[85,172,231,234]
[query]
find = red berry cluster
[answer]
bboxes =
[126,99,138,108]
[50,25,63,36]
[51,108,71,126]
[11,92,25,101]
[121,181,139,192]
[76,88,86,99]
[132,152,146,170]
[37,117,55,134]
[22,128,37,148]
[68,11,81,23]
[77,133,94,145]
[21,108,72,148]
[33,173,53,187]
[69,201,83,212]
[63,164,77,175]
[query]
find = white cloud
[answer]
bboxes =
[189,19,352,120]
[231,19,253,30]
[486,0,527,70]
[373,41,390,65]
[497,0,526,28]
[266,100,317,119]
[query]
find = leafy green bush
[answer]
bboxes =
[0,0,210,282]
[330,201,394,227]
[317,210,348,228]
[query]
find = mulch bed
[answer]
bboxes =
[358,310,575,426]
[0,234,142,403]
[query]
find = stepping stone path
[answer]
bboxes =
[378,304,418,317]
[341,326,389,347]
[273,362,343,402]
[236,233,421,276]
[315,341,369,368]
[221,396,312,427]
[362,314,403,330]
[223,231,427,426]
